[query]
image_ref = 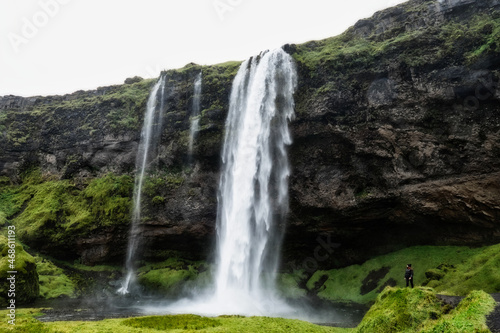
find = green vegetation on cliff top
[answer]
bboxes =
[293,11,500,71]
[292,10,500,115]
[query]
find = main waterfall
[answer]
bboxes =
[118,75,166,295]
[214,48,297,304]
[156,47,298,316]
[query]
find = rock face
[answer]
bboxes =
[1,0,499,268]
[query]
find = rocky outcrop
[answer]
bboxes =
[0,0,499,268]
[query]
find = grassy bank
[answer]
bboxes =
[356,287,495,333]
[294,244,500,304]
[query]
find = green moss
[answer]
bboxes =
[151,196,165,205]
[0,235,39,306]
[0,110,7,132]
[1,170,132,250]
[82,173,133,227]
[356,287,442,333]
[277,270,308,299]
[35,256,76,299]
[141,170,186,202]
[138,268,194,294]
[136,258,208,296]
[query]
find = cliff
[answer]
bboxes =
[0,0,499,269]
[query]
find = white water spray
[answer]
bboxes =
[118,76,166,295]
[188,72,202,160]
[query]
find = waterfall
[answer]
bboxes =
[213,48,297,307]
[188,72,202,161]
[118,75,166,295]
[143,48,297,317]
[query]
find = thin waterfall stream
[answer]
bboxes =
[118,75,166,295]
[188,72,202,162]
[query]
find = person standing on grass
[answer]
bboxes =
[405,264,414,288]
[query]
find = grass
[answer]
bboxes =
[355,287,442,333]
[0,310,348,333]
[1,244,498,332]
[429,243,500,296]
[122,314,221,330]
[305,245,484,304]
[355,287,495,333]
[0,289,493,332]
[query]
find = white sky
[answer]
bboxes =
[0,0,407,97]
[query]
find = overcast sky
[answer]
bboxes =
[0,0,407,97]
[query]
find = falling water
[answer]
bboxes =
[118,75,166,295]
[188,72,202,160]
[213,47,297,310]
[154,48,298,316]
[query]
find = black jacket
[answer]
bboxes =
[405,268,413,278]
